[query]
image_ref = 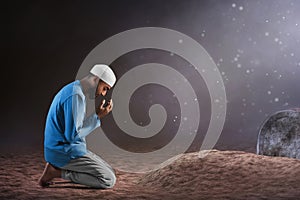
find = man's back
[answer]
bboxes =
[44,80,87,167]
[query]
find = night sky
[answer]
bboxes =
[3,0,300,153]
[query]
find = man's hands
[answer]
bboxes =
[96,99,113,119]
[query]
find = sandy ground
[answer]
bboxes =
[0,149,299,200]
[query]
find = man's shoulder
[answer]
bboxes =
[60,80,84,102]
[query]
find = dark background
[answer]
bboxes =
[2,0,300,153]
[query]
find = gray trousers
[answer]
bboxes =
[60,151,116,189]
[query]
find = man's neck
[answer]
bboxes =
[80,77,90,94]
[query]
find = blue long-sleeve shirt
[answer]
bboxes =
[44,80,100,167]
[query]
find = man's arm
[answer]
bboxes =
[64,94,100,141]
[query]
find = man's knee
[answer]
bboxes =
[97,170,116,189]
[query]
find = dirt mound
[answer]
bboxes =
[139,149,300,199]
[1,149,300,200]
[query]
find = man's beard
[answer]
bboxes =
[87,87,96,100]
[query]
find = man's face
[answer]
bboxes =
[95,81,111,98]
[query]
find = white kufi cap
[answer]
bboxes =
[90,64,116,87]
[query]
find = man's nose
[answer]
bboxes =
[102,91,107,96]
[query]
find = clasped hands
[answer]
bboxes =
[96,99,113,119]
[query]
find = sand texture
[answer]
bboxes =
[0,149,299,200]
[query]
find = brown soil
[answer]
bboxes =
[0,149,299,200]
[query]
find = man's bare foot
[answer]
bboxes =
[38,163,62,187]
